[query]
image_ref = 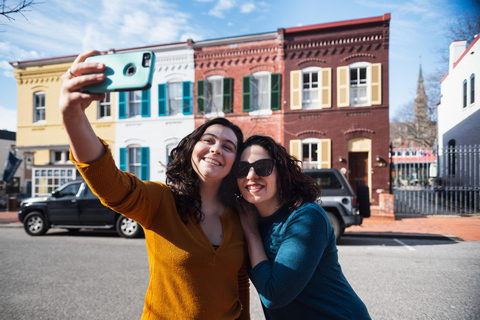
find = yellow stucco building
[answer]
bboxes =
[11,56,116,196]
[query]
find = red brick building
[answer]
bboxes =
[193,14,391,204]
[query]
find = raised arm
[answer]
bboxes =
[59,50,107,163]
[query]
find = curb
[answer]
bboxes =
[0,223,22,228]
[345,232,464,242]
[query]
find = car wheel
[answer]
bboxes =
[326,211,344,242]
[116,216,142,238]
[24,211,49,236]
[357,185,371,218]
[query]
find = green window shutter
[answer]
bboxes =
[141,147,149,181]
[141,89,150,117]
[223,77,233,113]
[242,76,251,112]
[158,84,167,116]
[119,148,127,171]
[270,73,281,110]
[182,81,192,115]
[197,80,205,114]
[119,92,126,119]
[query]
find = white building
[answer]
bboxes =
[114,42,195,183]
[437,35,479,149]
[437,35,480,185]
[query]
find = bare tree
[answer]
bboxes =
[1,0,36,22]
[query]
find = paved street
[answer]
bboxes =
[1,227,479,319]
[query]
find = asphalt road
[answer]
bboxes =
[1,227,479,320]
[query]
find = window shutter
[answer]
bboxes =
[223,77,233,113]
[370,63,382,105]
[337,66,349,107]
[158,84,167,116]
[270,73,281,110]
[197,80,205,114]
[321,68,332,108]
[320,139,331,168]
[141,147,149,181]
[182,81,192,115]
[119,148,127,171]
[289,139,302,164]
[119,92,126,119]
[290,70,302,110]
[242,76,251,112]
[141,89,150,117]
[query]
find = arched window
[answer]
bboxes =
[33,91,46,122]
[470,74,475,104]
[463,79,467,108]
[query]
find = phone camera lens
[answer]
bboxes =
[125,64,137,77]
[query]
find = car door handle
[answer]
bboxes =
[71,199,77,203]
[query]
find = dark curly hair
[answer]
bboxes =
[166,118,244,223]
[241,135,321,210]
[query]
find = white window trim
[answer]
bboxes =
[98,92,112,119]
[33,91,46,123]
[250,71,272,116]
[127,145,142,178]
[127,90,142,118]
[167,80,184,116]
[349,62,371,107]
[302,138,321,169]
[302,66,322,110]
[50,150,71,164]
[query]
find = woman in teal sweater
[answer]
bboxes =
[234,135,370,320]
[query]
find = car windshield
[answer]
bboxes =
[307,172,342,189]
[56,183,81,197]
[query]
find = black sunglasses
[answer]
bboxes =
[233,159,276,178]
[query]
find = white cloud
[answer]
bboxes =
[240,3,255,13]
[209,0,236,18]
[0,105,17,132]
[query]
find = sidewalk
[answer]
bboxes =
[2,210,479,241]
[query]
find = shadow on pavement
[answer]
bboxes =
[338,234,459,246]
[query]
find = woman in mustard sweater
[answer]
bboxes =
[59,50,249,320]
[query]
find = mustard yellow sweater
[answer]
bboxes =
[73,143,250,320]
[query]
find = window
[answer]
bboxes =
[159,82,192,116]
[243,72,281,113]
[33,91,46,122]
[463,79,467,108]
[50,150,70,164]
[98,93,111,118]
[337,63,381,107]
[119,90,150,119]
[197,77,232,115]
[471,74,475,104]
[289,138,331,169]
[447,139,456,175]
[120,147,150,180]
[302,68,321,109]
[32,168,77,197]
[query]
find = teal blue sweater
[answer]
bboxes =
[249,202,371,320]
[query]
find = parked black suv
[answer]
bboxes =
[304,168,370,241]
[18,180,142,238]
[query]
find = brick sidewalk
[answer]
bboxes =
[347,215,480,241]
[2,210,480,241]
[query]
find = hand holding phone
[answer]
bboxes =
[81,51,155,93]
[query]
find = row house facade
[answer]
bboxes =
[11,14,390,203]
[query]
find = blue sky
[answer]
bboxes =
[0,0,471,131]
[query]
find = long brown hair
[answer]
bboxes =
[241,135,321,210]
[167,118,244,223]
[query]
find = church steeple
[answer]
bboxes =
[414,63,428,125]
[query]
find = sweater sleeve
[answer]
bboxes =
[70,138,164,228]
[249,205,331,309]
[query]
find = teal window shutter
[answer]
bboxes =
[141,147,149,181]
[119,148,127,171]
[182,81,192,115]
[242,76,251,112]
[270,73,281,110]
[197,80,205,114]
[141,89,150,117]
[119,92,126,119]
[223,77,233,113]
[158,84,167,116]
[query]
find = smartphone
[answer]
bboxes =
[81,51,155,93]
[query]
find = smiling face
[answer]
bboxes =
[237,145,281,217]
[191,124,238,184]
